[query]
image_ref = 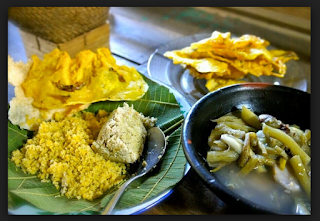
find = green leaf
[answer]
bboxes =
[8,76,187,214]
[8,123,29,158]
[115,127,186,209]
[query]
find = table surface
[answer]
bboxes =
[8,7,311,215]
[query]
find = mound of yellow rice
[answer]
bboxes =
[11,110,127,201]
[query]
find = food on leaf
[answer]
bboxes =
[8,48,148,131]
[22,48,148,109]
[11,109,128,201]
[8,75,186,213]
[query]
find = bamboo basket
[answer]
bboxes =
[8,7,110,44]
[8,7,110,58]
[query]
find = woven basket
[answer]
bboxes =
[8,7,110,44]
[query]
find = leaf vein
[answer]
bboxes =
[8,127,28,138]
[12,190,60,197]
[138,99,179,106]
[8,176,38,180]
[140,129,182,203]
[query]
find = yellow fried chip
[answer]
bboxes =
[190,31,231,50]
[269,50,299,74]
[205,77,246,92]
[207,50,298,77]
[206,51,276,77]
[164,31,299,85]
[21,48,148,109]
[164,50,229,74]
[187,65,245,80]
[191,31,269,52]
[204,47,272,61]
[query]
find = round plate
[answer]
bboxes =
[147,33,308,105]
[8,84,191,215]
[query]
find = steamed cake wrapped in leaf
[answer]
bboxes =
[22,48,148,109]
[164,31,299,92]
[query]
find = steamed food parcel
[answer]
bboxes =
[8,48,157,201]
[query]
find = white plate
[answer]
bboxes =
[147,33,308,105]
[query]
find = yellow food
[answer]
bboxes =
[205,78,246,92]
[11,110,127,201]
[8,56,89,131]
[164,31,299,92]
[8,48,148,131]
[21,48,148,109]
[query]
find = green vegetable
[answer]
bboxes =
[206,149,239,168]
[241,105,261,130]
[290,155,311,198]
[262,123,310,165]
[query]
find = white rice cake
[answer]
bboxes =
[92,103,156,164]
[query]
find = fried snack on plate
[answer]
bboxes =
[205,78,246,92]
[8,48,148,131]
[164,31,299,92]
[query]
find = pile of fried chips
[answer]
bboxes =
[22,48,148,109]
[164,31,299,92]
[8,47,149,131]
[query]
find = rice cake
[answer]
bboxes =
[91,103,156,164]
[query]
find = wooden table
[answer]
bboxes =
[140,168,242,215]
[8,7,310,215]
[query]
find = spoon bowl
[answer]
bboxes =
[101,127,167,215]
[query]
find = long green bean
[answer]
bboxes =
[241,105,262,129]
[262,123,310,165]
[289,155,311,198]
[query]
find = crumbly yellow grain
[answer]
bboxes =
[11,110,127,201]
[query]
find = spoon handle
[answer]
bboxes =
[101,173,144,215]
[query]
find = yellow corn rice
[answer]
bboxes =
[11,110,127,201]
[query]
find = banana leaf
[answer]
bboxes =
[8,76,189,215]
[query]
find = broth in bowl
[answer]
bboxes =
[206,107,310,215]
[182,83,311,214]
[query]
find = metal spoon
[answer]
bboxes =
[101,127,167,215]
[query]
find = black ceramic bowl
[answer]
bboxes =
[182,83,310,214]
